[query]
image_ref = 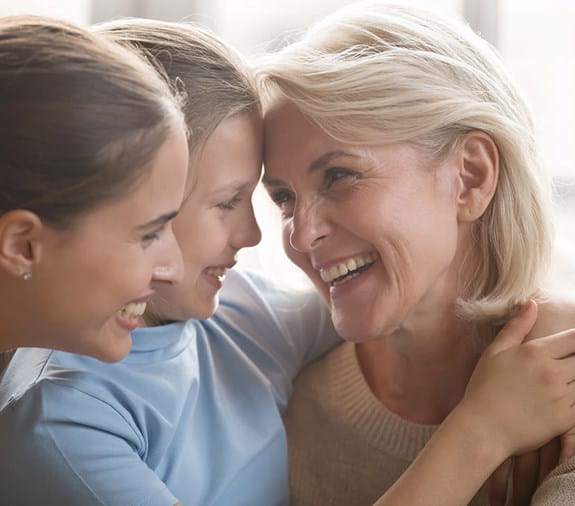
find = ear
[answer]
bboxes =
[455,131,499,222]
[0,210,44,278]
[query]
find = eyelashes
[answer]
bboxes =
[323,167,357,188]
[269,188,294,206]
[266,166,359,213]
[216,195,242,210]
[141,224,166,247]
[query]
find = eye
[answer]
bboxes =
[324,167,356,188]
[141,226,165,248]
[217,195,242,211]
[268,188,294,207]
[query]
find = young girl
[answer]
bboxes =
[0,18,573,506]
[0,15,188,364]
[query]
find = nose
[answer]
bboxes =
[289,199,329,252]
[231,202,262,250]
[151,226,184,284]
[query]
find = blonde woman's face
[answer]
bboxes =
[146,113,262,322]
[263,100,467,341]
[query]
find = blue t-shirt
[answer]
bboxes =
[0,269,340,506]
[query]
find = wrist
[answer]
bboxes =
[446,400,510,472]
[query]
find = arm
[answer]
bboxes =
[0,381,179,506]
[374,301,575,506]
[525,297,575,505]
[374,403,508,506]
[217,269,341,410]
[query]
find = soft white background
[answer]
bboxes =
[3,0,573,290]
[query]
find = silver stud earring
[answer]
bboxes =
[22,272,32,281]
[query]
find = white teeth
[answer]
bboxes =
[319,252,378,284]
[118,301,147,319]
[206,267,227,281]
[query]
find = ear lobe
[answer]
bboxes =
[456,131,499,222]
[0,210,44,278]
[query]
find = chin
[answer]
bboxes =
[80,330,132,363]
[187,298,219,321]
[333,315,388,343]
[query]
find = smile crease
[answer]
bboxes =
[319,251,378,285]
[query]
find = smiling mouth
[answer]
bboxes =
[118,302,147,319]
[205,266,227,282]
[320,251,378,287]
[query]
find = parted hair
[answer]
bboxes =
[94,18,260,157]
[0,15,184,228]
[256,1,553,323]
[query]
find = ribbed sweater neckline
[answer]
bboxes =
[326,341,438,461]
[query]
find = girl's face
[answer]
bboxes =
[32,128,188,361]
[263,100,466,342]
[147,112,262,322]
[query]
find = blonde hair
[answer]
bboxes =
[94,18,260,157]
[256,1,553,324]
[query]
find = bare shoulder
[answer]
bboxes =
[528,294,575,339]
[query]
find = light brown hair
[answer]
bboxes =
[0,15,184,228]
[95,18,260,158]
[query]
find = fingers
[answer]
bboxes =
[512,450,539,505]
[489,458,511,506]
[487,301,538,355]
[556,353,575,384]
[532,327,575,360]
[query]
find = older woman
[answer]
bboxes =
[258,2,575,504]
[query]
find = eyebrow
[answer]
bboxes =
[180,177,260,206]
[263,150,359,187]
[216,178,259,194]
[134,210,179,231]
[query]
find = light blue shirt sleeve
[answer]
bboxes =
[0,270,337,506]
[213,269,341,411]
[0,370,178,506]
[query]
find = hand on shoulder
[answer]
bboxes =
[527,295,575,341]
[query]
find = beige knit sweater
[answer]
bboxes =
[284,341,575,506]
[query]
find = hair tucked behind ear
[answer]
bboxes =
[0,15,184,228]
[256,1,553,324]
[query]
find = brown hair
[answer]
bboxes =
[94,18,260,156]
[0,16,184,228]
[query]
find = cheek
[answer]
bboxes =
[282,223,325,292]
[282,223,303,268]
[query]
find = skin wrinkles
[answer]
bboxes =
[264,99,484,422]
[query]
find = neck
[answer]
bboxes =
[0,301,27,353]
[356,318,483,425]
[0,276,41,352]
[356,253,491,424]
